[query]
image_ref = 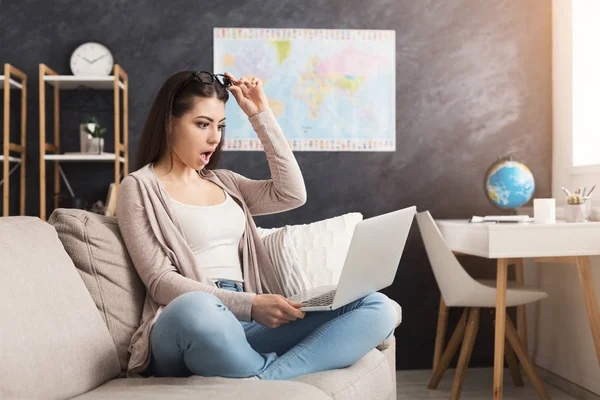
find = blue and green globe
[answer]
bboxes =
[485,159,535,209]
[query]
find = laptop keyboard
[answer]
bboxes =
[301,289,337,307]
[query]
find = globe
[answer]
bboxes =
[485,158,535,209]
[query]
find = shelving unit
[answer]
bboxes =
[44,154,126,162]
[39,63,129,220]
[0,76,23,89]
[1,64,27,216]
[44,76,125,90]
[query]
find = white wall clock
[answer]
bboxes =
[70,42,114,76]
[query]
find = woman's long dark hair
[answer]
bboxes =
[136,71,230,171]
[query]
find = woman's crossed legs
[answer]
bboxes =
[149,289,397,380]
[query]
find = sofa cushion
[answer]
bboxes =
[290,348,393,400]
[261,225,311,297]
[72,377,330,400]
[48,208,146,374]
[257,212,363,288]
[378,335,397,399]
[0,216,120,399]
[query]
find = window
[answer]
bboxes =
[572,0,600,167]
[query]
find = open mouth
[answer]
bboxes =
[200,151,213,164]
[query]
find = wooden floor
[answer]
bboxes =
[396,368,577,400]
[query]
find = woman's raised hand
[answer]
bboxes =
[225,72,270,118]
[251,294,305,329]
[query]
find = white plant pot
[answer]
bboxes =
[86,134,104,154]
[79,124,90,152]
[565,203,587,222]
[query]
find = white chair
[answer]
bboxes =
[416,211,549,400]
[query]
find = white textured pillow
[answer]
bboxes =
[260,226,310,297]
[257,212,363,288]
[256,226,283,238]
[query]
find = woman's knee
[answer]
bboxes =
[170,291,224,312]
[362,292,398,333]
[159,292,233,338]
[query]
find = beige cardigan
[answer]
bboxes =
[116,108,307,378]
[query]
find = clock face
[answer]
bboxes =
[70,42,114,76]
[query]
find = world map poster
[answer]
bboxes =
[213,28,396,151]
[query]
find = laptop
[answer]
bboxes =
[287,206,416,311]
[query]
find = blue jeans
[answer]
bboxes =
[147,279,397,380]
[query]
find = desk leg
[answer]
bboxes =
[514,258,528,353]
[494,258,508,399]
[576,256,600,366]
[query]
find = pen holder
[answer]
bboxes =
[565,203,587,222]
[586,200,593,220]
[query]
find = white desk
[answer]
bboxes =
[435,219,600,400]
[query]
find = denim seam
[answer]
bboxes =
[259,307,361,379]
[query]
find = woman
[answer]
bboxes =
[116,70,397,380]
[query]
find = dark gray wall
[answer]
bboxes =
[1,0,551,369]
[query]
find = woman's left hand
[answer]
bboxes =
[225,72,270,118]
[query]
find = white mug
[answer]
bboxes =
[534,198,556,224]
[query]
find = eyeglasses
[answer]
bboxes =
[170,71,233,114]
[179,71,232,91]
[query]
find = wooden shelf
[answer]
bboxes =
[2,64,27,216]
[0,76,22,89]
[0,156,22,163]
[44,153,125,163]
[39,64,129,220]
[44,75,125,90]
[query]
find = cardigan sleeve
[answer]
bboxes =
[116,175,256,321]
[226,108,307,216]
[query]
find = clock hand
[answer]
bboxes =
[90,54,109,64]
[78,54,94,63]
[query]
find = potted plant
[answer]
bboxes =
[82,116,106,154]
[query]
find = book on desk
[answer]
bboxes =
[470,215,534,223]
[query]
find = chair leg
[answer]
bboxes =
[433,297,449,370]
[504,337,524,387]
[505,316,550,399]
[428,308,468,389]
[450,308,480,400]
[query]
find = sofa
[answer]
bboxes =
[0,209,402,400]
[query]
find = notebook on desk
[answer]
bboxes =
[470,215,534,223]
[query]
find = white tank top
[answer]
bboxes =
[169,190,245,283]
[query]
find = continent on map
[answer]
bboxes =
[294,56,331,120]
[268,98,285,117]
[222,54,235,68]
[294,52,368,119]
[269,40,292,65]
[222,45,279,82]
